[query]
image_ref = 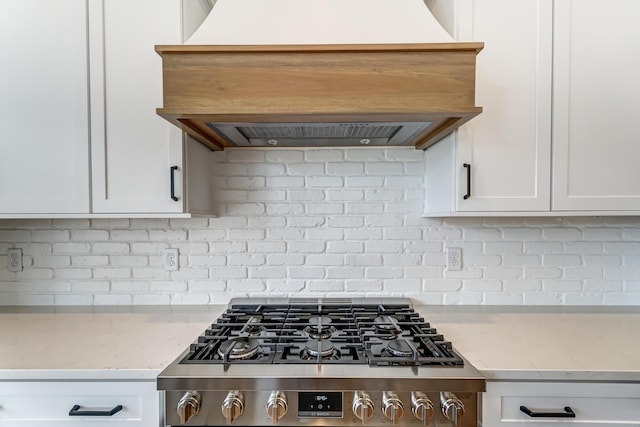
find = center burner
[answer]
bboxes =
[180,298,463,367]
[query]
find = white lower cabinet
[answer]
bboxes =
[482,381,640,426]
[0,380,160,427]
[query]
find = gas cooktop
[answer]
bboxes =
[181,297,463,367]
[158,298,485,427]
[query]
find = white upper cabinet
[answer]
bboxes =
[552,0,640,212]
[0,0,90,214]
[453,0,552,213]
[90,0,196,214]
[425,0,640,216]
[0,0,214,218]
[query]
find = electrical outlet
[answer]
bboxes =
[446,247,462,271]
[163,248,179,271]
[7,248,23,272]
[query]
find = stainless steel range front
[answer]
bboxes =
[158,298,485,427]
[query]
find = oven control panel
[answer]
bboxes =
[297,392,343,418]
[165,389,477,427]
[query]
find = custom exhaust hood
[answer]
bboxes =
[155,0,483,150]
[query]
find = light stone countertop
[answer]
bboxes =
[421,306,640,382]
[0,306,225,380]
[1,305,639,382]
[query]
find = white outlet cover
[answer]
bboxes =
[163,248,179,271]
[7,248,23,272]
[446,247,462,271]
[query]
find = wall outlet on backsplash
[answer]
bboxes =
[163,248,179,271]
[446,247,462,272]
[7,248,23,272]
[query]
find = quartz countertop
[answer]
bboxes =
[1,305,639,382]
[0,306,225,380]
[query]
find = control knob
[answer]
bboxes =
[221,391,244,424]
[410,392,434,425]
[381,391,404,425]
[266,391,288,424]
[177,391,201,424]
[440,392,464,427]
[352,391,375,425]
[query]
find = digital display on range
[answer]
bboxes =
[298,392,343,418]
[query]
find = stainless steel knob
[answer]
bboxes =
[266,391,288,424]
[411,392,434,425]
[177,391,201,424]
[221,391,244,424]
[382,391,404,425]
[352,391,375,425]
[440,392,464,427]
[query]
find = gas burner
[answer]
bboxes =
[304,316,336,339]
[385,339,416,358]
[302,339,337,359]
[218,337,260,360]
[240,316,265,335]
[373,315,402,338]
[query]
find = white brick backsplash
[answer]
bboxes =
[345,149,385,162]
[247,190,287,202]
[365,241,403,253]
[267,229,304,240]
[1,149,639,306]
[305,228,343,240]
[365,162,403,175]
[345,176,384,188]
[306,255,344,266]
[346,254,382,266]
[54,243,91,254]
[55,269,92,280]
[248,241,287,253]
[289,267,325,279]
[265,150,304,163]
[266,203,304,215]
[228,279,266,291]
[226,203,266,215]
[110,230,148,241]
[327,241,363,253]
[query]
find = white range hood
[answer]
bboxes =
[155,0,483,150]
[186,0,455,45]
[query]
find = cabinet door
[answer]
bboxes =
[0,0,90,214]
[552,0,640,211]
[484,381,640,426]
[0,380,159,427]
[455,0,552,212]
[89,0,185,213]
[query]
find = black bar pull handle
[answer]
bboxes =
[520,405,576,418]
[170,165,179,201]
[463,163,471,200]
[69,404,123,416]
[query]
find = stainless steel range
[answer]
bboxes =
[158,298,485,427]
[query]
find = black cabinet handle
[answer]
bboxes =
[69,404,123,416]
[463,163,471,200]
[520,405,576,418]
[170,165,179,201]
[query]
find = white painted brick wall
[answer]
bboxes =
[1,147,640,305]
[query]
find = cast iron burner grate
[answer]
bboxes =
[180,299,463,367]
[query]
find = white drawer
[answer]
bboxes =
[0,380,159,427]
[483,381,640,427]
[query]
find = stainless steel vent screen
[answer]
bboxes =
[239,124,401,139]
[207,121,432,147]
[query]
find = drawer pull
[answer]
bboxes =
[69,404,123,416]
[520,405,575,418]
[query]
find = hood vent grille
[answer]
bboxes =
[207,122,432,147]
